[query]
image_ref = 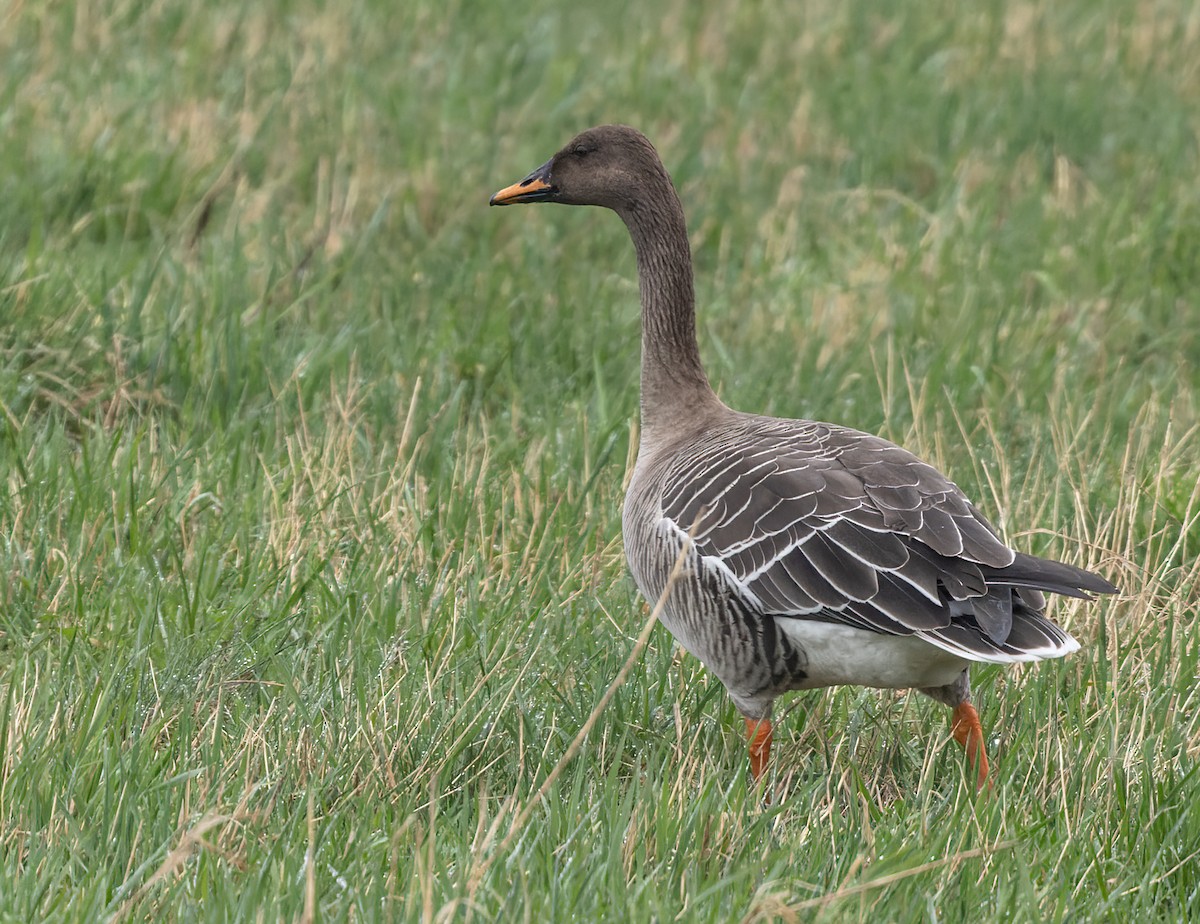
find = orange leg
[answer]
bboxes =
[744,717,773,782]
[951,702,991,790]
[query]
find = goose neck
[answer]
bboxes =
[620,197,717,434]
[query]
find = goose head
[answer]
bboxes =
[489,124,669,213]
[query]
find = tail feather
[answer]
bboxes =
[981,551,1118,599]
[930,551,1115,661]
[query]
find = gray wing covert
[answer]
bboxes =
[658,420,1017,638]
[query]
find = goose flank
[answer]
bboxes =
[490,125,1117,788]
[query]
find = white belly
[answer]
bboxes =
[777,618,969,690]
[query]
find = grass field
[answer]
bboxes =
[2,0,1199,920]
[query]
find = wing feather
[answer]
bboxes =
[656,416,1112,658]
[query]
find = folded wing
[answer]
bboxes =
[659,418,1115,662]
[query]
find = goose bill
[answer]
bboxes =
[490,162,555,205]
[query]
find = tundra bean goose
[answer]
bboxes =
[490,125,1117,788]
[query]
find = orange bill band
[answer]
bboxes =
[489,176,552,205]
[489,159,556,206]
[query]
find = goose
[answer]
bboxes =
[489,124,1117,788]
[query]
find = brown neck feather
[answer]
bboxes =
[616,180,719,437]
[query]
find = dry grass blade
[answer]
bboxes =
[110,813,238,923]
[781,840,1017,914]
[300,788,317,924]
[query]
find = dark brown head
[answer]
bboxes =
[489,125,671,214]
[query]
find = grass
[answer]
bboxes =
[1,0,1198,919]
